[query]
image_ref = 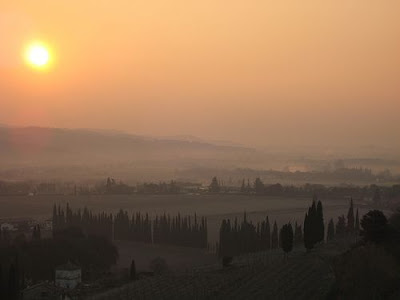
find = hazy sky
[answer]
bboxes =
[1,1,399,148]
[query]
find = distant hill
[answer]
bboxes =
[0,126,257,173]
[0,126,398,182]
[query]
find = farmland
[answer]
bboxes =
[0,193,373,246]
[88,242,347,300]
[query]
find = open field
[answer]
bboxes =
[115,241,217,272]
[0,193,375,244]
[0,193,363,219]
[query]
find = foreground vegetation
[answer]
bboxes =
[89,247,336,300]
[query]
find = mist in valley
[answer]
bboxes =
[1,0,400,299]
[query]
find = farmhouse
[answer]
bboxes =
[55,262,82,289]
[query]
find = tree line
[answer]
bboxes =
[218,213,302,257]
[153,213,207,248]
[0,227,118,291]
[210,176,400,205]
[219,213,272,256]
[218,197,361,257]
[114,210,152,243]
[53,204,208,249]
[0,255,23,300]
[53,204,113,240]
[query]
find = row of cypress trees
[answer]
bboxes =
[52,204,208,248]
[53,204,113,240]
[114,210,152,243]
[218,214,304,257]
[219,197,359,256]
[303,197,324,250]
[326,198,360,241]
[153,213,207,248]
[219,213,291,257]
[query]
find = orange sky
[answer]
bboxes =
[1,1,399,149]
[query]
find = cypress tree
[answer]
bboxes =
[280,223,294,258]
[304,199,319,250]
[303,212,312,250]
[309,201,317,244]
[316,200,324,243]
[271,221,279,249]
[347,198,355,233]
[265,216,271,250]
[355,209,360,233]
[130,259,136,280]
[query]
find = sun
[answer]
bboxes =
[25,42,51,68]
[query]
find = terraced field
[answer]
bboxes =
[88,248,336,300]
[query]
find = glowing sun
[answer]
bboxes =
[25,42,51,68]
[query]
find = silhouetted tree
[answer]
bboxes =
[218,214,276,256]
[316,200,324,243]
[355,209,360,233]
[271,221,279,249]
[304,212,312,250]
[130,259,136,280]
[304,199,319,250]
[153,212,207,248]
[280,223,294,257]
[360,210,388,244]
[246,179,251,192]
[209,177,220,193]
[265,217,271,250]
[347,198,355,233]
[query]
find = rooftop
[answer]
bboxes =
[55,261,80,271]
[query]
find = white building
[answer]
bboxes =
[55,262,81,289]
